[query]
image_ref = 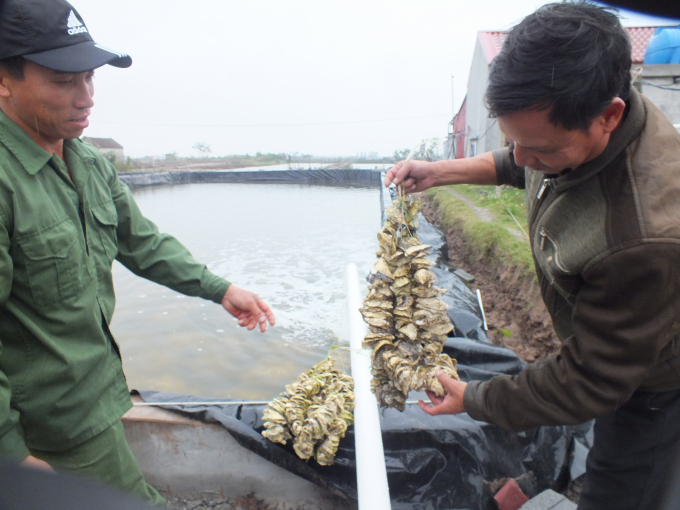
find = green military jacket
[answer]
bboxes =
[0,111,230,460]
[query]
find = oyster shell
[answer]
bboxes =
[404,244,432,258]
[397,322,418,341]
[416,297,449,311]
[364,299,394,310]
[369,258,395,283]
[412,286,448,298]
[414,268,436,286]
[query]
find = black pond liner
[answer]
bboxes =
[119,168,383,189]
[130,172,591,509]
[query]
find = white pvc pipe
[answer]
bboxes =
[346,263,392,510]
[476,289,488,331]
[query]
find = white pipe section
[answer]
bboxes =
[346,263,392,510]
[476,289,488,331]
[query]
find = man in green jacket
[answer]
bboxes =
[0,0,274,504]
[388,3,680,509]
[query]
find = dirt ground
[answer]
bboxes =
[421,197,561,362]
[163,493,325,510]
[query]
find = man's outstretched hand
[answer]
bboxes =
[384,160,440,193]
[418,371,468,416]
[221,285,275,332]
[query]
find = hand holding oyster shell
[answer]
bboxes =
[418,371,468,416]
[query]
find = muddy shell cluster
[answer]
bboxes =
[361,192,460,411]
[261,358,354,466]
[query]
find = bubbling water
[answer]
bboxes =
[110,182,380,400]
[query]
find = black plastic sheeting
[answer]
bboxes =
[136,209,591,510]
[416,211,490,344]
[137,335,588,510]
[119,169,382,189]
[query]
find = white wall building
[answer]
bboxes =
[445,27,679,160]
[82,137,125,163]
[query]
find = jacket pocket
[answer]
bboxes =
[91,201,119,264]
[537,227,572,275]
[17,219,88,306]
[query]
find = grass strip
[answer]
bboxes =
[446,184,528,234]
[427,187,535,278]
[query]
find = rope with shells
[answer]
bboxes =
[261,357,355,466]
[361,187,459,411]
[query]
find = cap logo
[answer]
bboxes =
[66,10,88,35]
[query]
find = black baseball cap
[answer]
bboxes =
[0,0,132,73]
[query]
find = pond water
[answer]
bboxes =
[110,182,381,400]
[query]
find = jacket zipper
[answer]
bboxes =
[529,177,552,234]
[536,178,550,200]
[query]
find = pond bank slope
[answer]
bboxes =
[423,189,560,362]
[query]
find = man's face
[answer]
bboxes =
[497,107,613,174]
[0,62,94,148]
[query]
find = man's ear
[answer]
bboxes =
[599,97,626,134]
[0,73,13,99]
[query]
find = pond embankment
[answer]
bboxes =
[422,189,560,362]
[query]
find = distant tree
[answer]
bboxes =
[394,139,442,162]
[413,139,442,162]
[393,148,410,161]
[192,142,212,156]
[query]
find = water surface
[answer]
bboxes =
[110,182,380,400]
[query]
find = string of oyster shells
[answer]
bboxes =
[261,358,355,466]
[361,190,459,411]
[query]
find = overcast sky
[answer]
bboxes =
[74,1,678,159]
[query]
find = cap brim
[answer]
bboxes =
[24,41,131,73]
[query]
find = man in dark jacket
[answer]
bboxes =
[0,0,274,504]
[387,3,680,509]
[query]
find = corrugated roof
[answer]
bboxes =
[478,27,657,64]
[82,137,124,149]
[627,27,657,62]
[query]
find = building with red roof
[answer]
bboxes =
[444,27,680,159]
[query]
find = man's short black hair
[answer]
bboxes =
[0,56,27,80]
[485,2,632,131]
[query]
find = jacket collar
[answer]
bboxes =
[550,88,646,195]
[0,109,95,175]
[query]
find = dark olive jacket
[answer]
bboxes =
[464,89,680,431]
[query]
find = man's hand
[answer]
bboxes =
[385,153,499,191]
[20,455,53,472]
[418,371,468,416]
[221,285,275,332]
[384,160,440,193]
